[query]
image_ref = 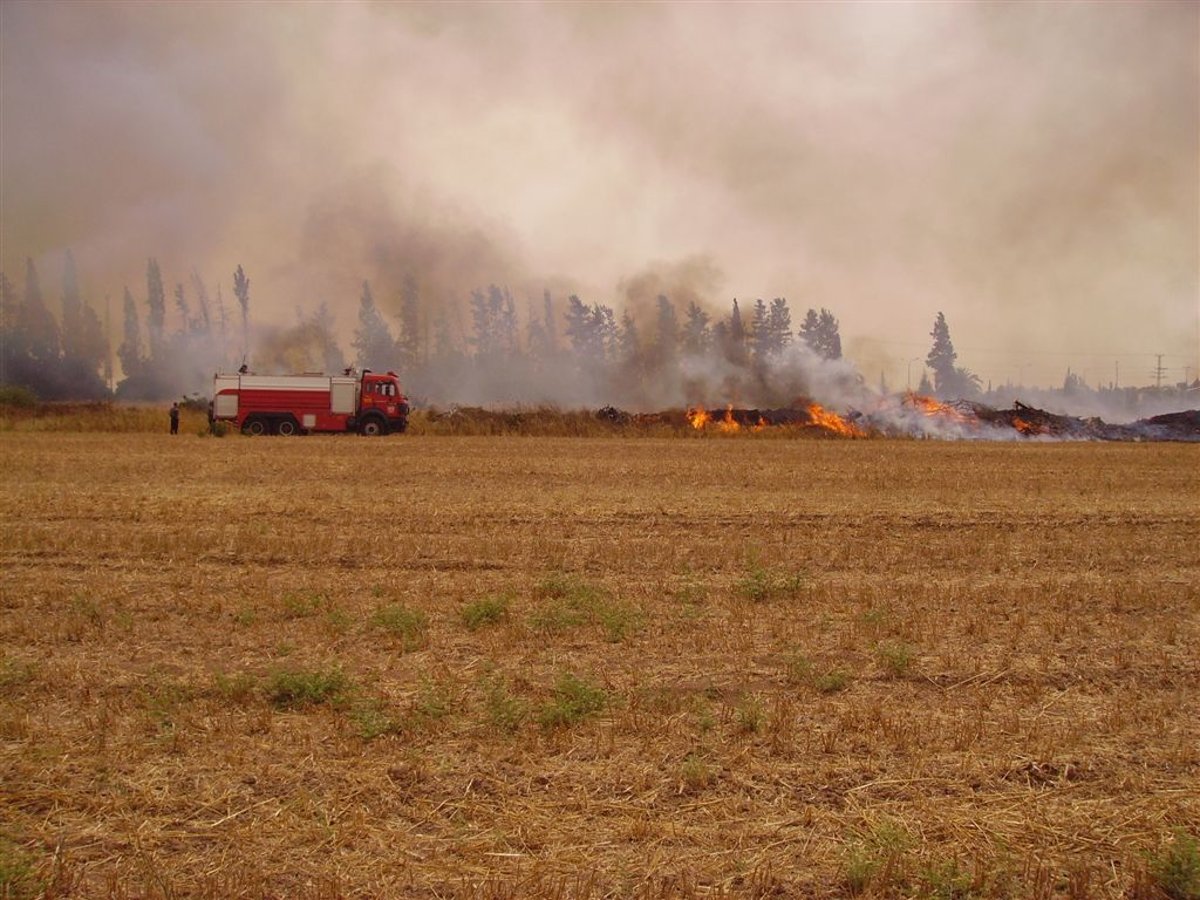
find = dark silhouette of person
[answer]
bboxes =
[169,402,180,435]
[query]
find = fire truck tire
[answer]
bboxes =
[276,418,299,436]
[359,416,388,437]
[243,416,269,437]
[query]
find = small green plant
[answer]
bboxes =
[673,581,708,620]
[529,574,642,641]
[233,606,258,627]
[281,592,329,619]
[0,657,35,691]
[737,563,773,602]
[594,599,643,643]
[1147,829,1200,900]
[139,677,195,737]
[679,753,714,791]
[213,672,256,704]
[0,385,38,407]
[861,605,890,630]
[736,695,765,734]
[536,671,606,729]
[462,594,510,631]
[529,574,598,632]
[783,651,814,686]
[842,819,914,895]
[814,669,851,694]
[876,641,916,679]
[325,607,352,634]
[65,595,104,639]
[736,562,808,603]
[918,857,977,899]
[350,700,401,741]
[412,677,453,723]
[0,835,39,898]
[481,673,527,733]
[265,666,349,709]
[370,603,429,651]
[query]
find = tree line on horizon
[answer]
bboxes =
[2,251,989,407]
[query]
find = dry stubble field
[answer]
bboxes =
[1,431,1197,898]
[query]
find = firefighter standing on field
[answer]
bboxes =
[169,402,180,435]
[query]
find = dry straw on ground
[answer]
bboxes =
[1,427,1197,897]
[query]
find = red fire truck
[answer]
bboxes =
[212,369,409,436]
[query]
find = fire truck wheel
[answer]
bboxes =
[243,417,268,437]
[359,416,388,437]
[276,418,299,436]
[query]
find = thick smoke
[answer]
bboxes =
[1,1,1196,400]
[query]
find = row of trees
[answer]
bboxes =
[0,254,255,401]
[0,255,110,400]
[4,251,991,406]
[349,276,850,406]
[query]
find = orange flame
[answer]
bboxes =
[1012,417,1044,436]
[806,403,865,438]
[687,407,711,429]
[903,392,972,424]
[717,404,740,433]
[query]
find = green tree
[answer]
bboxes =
[190,270,213,335]
[76,300,107,375]
[617,310,640,366]
[653,295,679,368]
[146,258,166,361]
[61,250,82,359]
[173,282,193,334]
[926,311,956,390]
[233,264,250,358]
[926,312,979,398]
[469,287,495,359]
[816,308,842,360]
[117,287,143,381]
[352,281,396,371]
[681,301,711,356]
[542,290,557,353]
[398,274,420,367]
[721,298,747,366]
[750,298,770,362]
[526,299,552,363]
[21,258,60,364]
[798,308,820,354]
[766,297,792,354]
[917,369,933,395]
[0,272,21,385]
[564,294,601,362]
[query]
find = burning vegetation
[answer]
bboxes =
[609,394,1200,442]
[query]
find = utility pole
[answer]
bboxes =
[1153,354,1166,389]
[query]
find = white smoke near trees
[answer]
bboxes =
[1,1,1196,402]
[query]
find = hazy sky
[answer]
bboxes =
[2,0,1197,388]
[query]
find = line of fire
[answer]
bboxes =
[589,393,1200,442]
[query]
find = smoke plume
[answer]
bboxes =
[1,1,1196,396]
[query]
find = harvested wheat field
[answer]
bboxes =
[1,431,1197,898]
